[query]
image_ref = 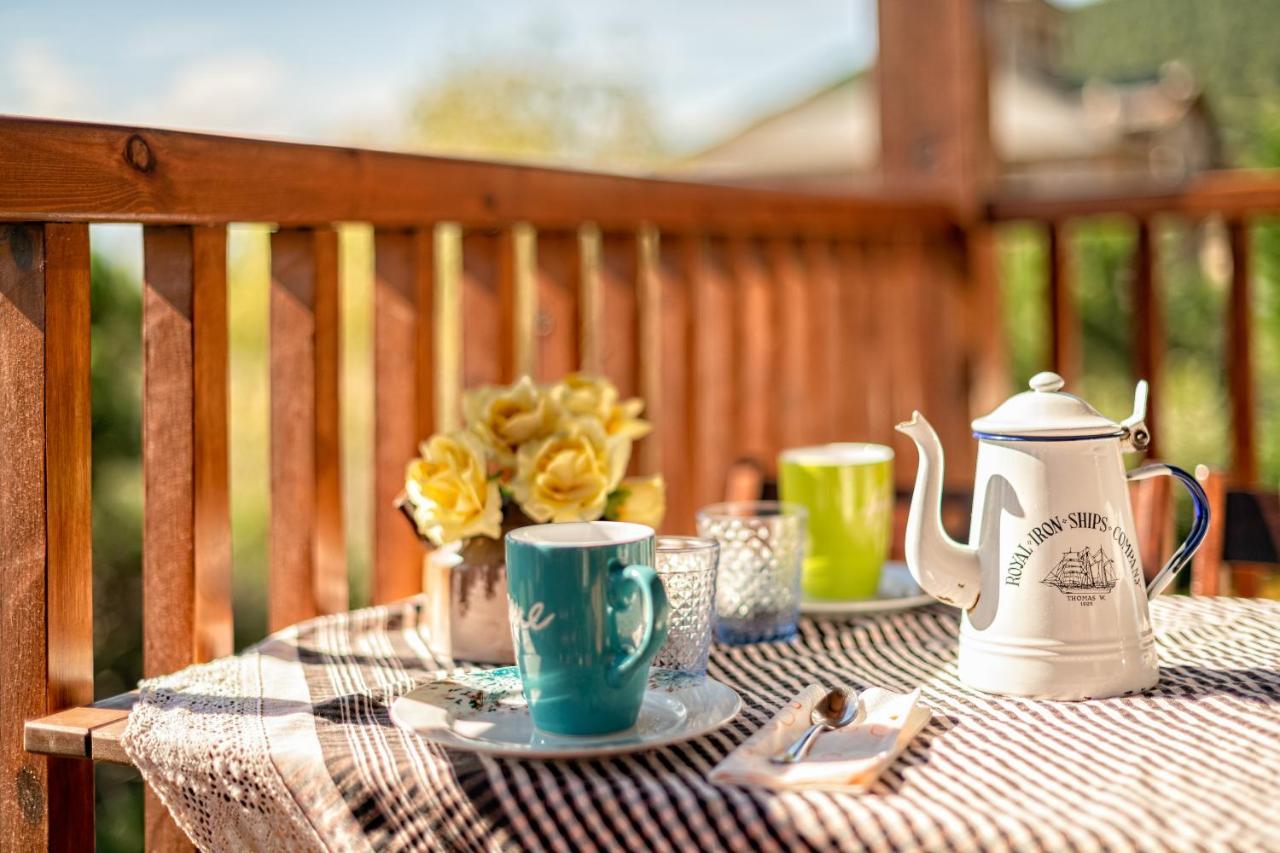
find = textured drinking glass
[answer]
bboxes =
[696,501,807,644]
[653,537,719,675]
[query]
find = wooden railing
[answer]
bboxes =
[987,171,1280,485]
[0,117,976,849]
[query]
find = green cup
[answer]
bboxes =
[778,444,894,601]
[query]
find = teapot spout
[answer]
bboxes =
[895,412,982,609]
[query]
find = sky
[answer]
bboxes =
[2,0,890,156]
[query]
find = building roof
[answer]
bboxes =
[676,60,1219,190]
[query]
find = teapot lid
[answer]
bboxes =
[971,372,1125,439]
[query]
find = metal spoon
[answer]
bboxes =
[769,686,863,764]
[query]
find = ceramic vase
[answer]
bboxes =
[420,516,526,665]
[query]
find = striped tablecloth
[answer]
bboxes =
[122,596,1280,852]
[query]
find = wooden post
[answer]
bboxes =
[1131,218,1161,457]
[0,223,95,850]
[878,0,999,486]
[1227,218,1256,485]
[877,0,992,213]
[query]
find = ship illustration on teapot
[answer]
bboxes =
[1042,547,1117,596]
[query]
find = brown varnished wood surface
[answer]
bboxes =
[0,116,951,231]
[373,229,427,604]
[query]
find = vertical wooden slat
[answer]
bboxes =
[1048,220,1078,382]
[461,229,517,389]
[1131,218,1162,457]
[143,226,198,677]
[772,236,814,449]
[802,238,841,444]
[311,230,346,615]
[533,231,580,381]
[269,227,345,630]
[882,229,928,489]
[965,223,1008,414]
[636,227,663,476]
[1226,218,1256,486]
[414,231,435,442]
[834,240,881,443]
[0,223,51,851]
[687,236,736,508]
[731,236,777,468]
[1,223,95,851]
[599,232,639,397]
[191,226,233,663]
[270,229,317,630]
[651,232,694,530]
[373,229,429,604]
[141,222,211,845]
[42,223,95,853]
[143,225,233,681]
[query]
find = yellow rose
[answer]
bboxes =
[610,475,666,530]
[404,431,503,546]
[463,376,560,468]
[551,373,651,441]
[512,418,631,523]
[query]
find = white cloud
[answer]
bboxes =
[8,39,87,115]
[142,53,285,133]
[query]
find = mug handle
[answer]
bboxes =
[606,562,670,688]
[1127,463,1211,600]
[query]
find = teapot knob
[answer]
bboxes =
[1029,371,1065,393]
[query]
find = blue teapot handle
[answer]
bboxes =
[1127,464,1211,599]
[606,562,670,687]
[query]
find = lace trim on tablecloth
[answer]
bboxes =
[120,644,330,851]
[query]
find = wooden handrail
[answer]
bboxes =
[986,171,1280,221]
[0,116,951,230]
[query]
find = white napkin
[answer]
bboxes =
[709,684,931,793]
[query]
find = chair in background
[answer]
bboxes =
[1190,466,1280,597]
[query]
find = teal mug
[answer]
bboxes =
[505,522,670,735]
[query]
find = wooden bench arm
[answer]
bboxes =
[24,691,137,766]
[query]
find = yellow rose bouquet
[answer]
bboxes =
[401,374,666,546]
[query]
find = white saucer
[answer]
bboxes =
[391,667,741,759]
[801,561,936,616]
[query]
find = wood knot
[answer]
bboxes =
[124,134,156,173]
[15,765,44,825]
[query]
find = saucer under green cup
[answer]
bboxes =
[778,443,894,601]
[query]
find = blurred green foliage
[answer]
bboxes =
[1064,0,1280,163]
[407,57,662,168]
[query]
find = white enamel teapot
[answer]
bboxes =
[897,371,1209,700]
